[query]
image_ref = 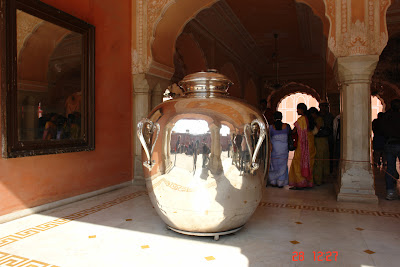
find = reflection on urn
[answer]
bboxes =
[137,70,269,240]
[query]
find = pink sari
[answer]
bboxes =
[296,117,312,179]
[289,115,314,188]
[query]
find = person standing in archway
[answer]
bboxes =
[259,99,274,126]
[372,112,386,167]
[310,107,330,185]
[202,139,210,168]
[289,103,316,189]
[268,111,290,188]
[319,101,334,173]
[382,99,400,200]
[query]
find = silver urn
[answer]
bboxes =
[137,70,269,239]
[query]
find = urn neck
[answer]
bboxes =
[178,70,232,96]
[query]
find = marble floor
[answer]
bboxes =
[1,170,400,267]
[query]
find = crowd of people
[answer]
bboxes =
[174,136,211,170]
[265,98,400,201]
[373,99,400,200]
[267,102,336,190]
[230,133,251,174]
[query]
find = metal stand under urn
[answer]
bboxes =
[137,70,269,240]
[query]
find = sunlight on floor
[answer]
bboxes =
[1,180,400,266]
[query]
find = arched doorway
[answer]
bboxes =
[371,95,385,121]
[277,92,319,170]
[277,92,319,127]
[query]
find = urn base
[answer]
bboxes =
[167,225,243,241]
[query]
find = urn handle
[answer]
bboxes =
[244,119,266,171]
[137,118,160,170]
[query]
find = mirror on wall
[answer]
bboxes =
[1,0,95,157]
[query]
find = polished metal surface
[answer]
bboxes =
[167,225,244,241]
[137,118,160,170]
[137,70,269,234]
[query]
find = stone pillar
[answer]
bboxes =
[151,83,163,110]
[336,55,379,203]
[133,74,150,185]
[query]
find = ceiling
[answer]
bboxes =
[174,0,400,102]
[225,0,326,73]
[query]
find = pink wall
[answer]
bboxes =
[0,0,132,216]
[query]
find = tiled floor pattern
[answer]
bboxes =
[1,171,400,266]
[0,251,59,267]
[0,191,147,248]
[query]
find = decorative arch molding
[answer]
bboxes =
[17,10,43,57]
[135,0,393,80]
[267,82,321,111]
[295,0,330,37]
[133,0,218,79]
[18,21,75,92]
[134,0,331,79]
[378,80,400,96]
[174,32,208,76]
[372,80,400,110]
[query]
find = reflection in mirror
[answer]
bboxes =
[17,11,83,141]
[2,0,94,158]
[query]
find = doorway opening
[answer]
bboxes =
[371,95,384,121]
[277,92,319,128]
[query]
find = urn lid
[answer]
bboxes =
[178,69,233,94]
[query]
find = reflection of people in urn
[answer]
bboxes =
[234,133,243,167]
[202,139,210,168]
[174,135,181,166]
[175,135,181,153]
[193,140,200,172]
[143,122,154,147]
[241,135,249,172]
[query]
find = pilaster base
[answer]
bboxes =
[133,156,146,186]
[336,167,378,204]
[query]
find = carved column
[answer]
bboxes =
[336,55,379,203]
[133,74,150,185]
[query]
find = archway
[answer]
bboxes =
[371,95,385,121]
[171,33,207,83]
[277,92,319,128]
[147,0,329,71]
[133,0,336,194]
[268,82,322,111]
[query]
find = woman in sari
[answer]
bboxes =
[268,111,291,188]
[289,103,316,189]
[309,107,330,185]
